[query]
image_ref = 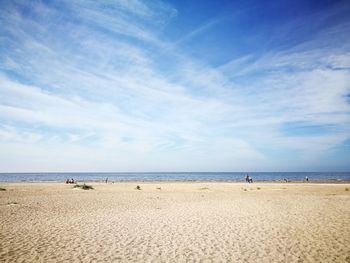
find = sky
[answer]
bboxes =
[0,0,350,172]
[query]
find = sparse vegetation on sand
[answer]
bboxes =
[74,184,94,190]
[136,185,141,190]
[199,187,209,190]
[156,187,161,190]
[0,187,6,191]
[257,187,261,190]
[346,188,349,191]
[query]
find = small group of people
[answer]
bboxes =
[245,174,253,183]
[65,178,75,184]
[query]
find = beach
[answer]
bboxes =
[1,182,349,262]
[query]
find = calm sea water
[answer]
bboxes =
[0,172,349,182]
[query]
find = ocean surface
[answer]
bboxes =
[0,172,349,183]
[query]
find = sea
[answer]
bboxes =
[0,172,349,183]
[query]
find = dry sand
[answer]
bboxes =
[0,182,349,262]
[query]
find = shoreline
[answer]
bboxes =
[1,179,350,184]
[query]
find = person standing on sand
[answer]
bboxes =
[305,176,309,182]
[246,175,253,183]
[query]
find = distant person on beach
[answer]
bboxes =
[105,177,108,183]
[246,175,253,183]
[65,178,75,184]
[305,176,309,182]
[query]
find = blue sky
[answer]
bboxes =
[0,0,350,172]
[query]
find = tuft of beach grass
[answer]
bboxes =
[0,187,6,191]
[74,184,94,190]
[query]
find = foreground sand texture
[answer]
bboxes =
[1,182,350,262]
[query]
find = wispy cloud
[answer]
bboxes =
[0,0,349,171]
[168,18,224,49]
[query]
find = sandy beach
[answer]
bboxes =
[0,182,349,262]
